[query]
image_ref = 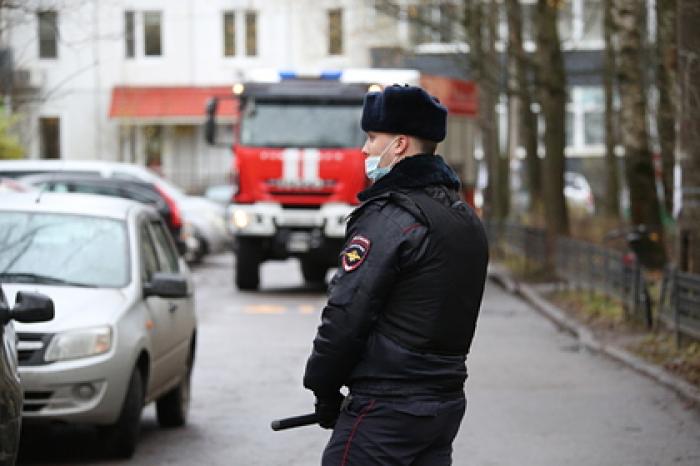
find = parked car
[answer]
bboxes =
[203,184,235,206]
[0,287,54,466]
[564,171,595,215]
[0,160,195,259]
[18,173,188,256]
[0,193,197,458]
[180,195,231,262]
[0,177,34,193]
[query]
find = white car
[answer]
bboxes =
[0,193,197,458]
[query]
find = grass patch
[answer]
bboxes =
[626,334,700,387]
[548,289,627,331]
[501,254,557,283]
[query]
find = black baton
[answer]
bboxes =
[271,413,319,431]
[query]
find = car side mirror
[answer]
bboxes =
[144,272,189,299]
[0,292,55,324]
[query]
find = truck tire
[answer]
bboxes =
[235,238,261,290]
[100,368,144,459]
[156,348,193,428]
[301,258,327,284]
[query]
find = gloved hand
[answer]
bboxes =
[314,392,344,429]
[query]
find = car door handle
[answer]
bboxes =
[168,303,179,313]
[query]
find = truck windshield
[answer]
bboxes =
[240,102,365,148]
[0,212,129,288]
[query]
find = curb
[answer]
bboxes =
[487,267,700,406]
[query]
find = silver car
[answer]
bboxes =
[0,193,197,458]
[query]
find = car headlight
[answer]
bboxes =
[45,326,112,362]
[231,209,250,229]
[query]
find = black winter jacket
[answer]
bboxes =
[303,154,488,399]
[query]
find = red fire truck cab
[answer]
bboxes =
[205,69,420,290]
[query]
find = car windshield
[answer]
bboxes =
[240,102,365,148]
[0,212,129,288]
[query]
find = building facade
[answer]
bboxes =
[2,0,608,195]
[2,0,406,191]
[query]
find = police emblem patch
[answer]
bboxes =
[341,235,371,272]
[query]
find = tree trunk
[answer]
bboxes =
[656,0,677,217]
[613,0,666,267]
[535,0,568,237]
[489,2,509,220]
[466,0,502,220]
[602,0,621,219]
[506,0,541,221]
[677,0,700,273]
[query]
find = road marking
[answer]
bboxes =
[244,305,286,314]
[242,304,318,315]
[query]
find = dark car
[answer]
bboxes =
[0,287,54,465]
[19,174,187,255]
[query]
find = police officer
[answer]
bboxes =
[304,84,489,465]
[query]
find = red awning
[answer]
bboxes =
[109,86,238,123]
[420,75,477,116]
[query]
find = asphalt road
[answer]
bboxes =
[17,253,700,465]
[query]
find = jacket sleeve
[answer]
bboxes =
[303,201,426,396]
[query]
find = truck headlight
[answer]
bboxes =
[231,209,250,229]
[45,326,112,362]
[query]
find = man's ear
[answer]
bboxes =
[395,135,410,155]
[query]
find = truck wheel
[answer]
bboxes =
[156,348,193,428]
[235,238,260,290]
[301,258,327,284]
[100,368,144,459]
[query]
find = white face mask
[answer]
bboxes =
[365,137,400,182]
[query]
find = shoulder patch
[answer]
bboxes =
[341,235,371,272]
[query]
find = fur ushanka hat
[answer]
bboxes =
[361,84,448,142]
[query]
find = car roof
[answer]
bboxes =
[0,159,186,199]
[20,172,154,189]
[0,192,154,220]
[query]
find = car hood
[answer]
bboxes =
[2,284,131,333]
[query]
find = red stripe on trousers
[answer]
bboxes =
[340,399,376,466]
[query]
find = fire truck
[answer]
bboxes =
[205,69,420,290]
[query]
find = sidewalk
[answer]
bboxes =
[452,278,700,466]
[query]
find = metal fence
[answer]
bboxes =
[485,221,652,328]
[659,267,700,344]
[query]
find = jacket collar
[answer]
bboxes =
[358,154,461,202]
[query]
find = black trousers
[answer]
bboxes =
[321,394,466,466]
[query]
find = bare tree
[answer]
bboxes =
[464,0,505,220]
[677,0,700,273]
[505,0,541,219]
[602,0,621,219]
[535,0,568,237]
[613,0,666,266]
[655,0,677,216]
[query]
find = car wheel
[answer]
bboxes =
[235,238,260,290]
[100,368,144,459]
[300,258,327,284]
[156,350,193,428]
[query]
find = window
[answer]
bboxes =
[439,3,456,43]
[223,11,236,56]
[245,11,257,56]
[125,11,135,58]
[328,9,343,55]
[149,221,180,273]
[38,11,58,59]
[40,117,60,159]
[144,125,163,169]
[140,223,159,283]
[144,11,162,56]
[581,0,603,43]
[557,1,574,42]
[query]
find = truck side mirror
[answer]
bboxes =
[205,98,218,145]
